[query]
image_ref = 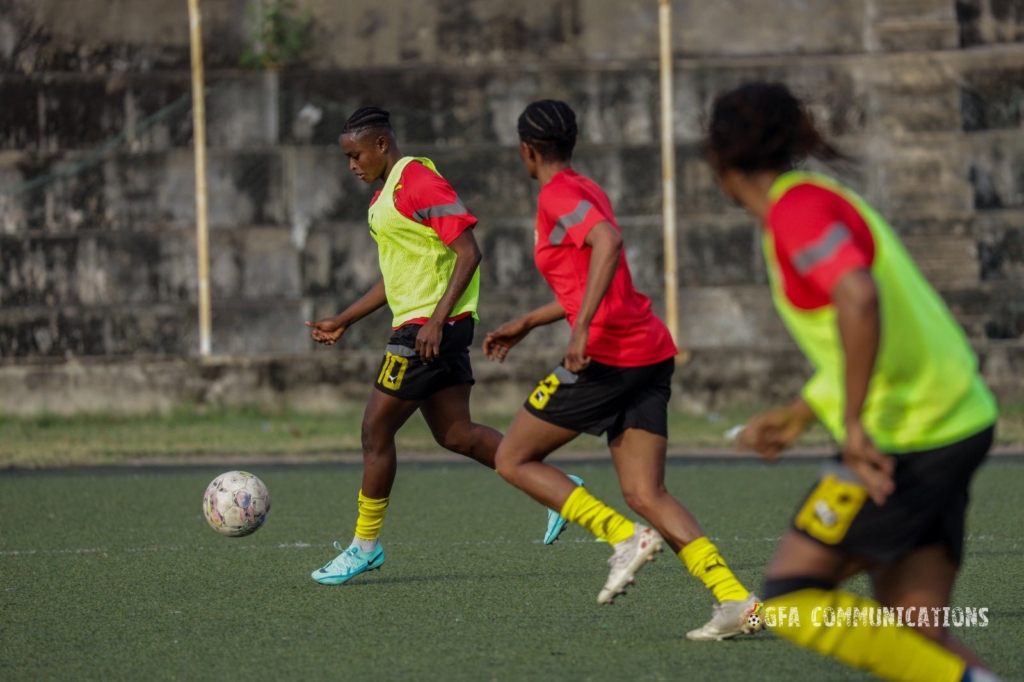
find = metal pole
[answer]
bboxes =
[188,0,212,356]
[658,0,681,350]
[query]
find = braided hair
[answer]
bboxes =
[705,82,845,174]
[342,106,393,140]
[517,100,578,161]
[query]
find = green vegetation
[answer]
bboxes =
[239,0,313,70]
[1,461,1021,680]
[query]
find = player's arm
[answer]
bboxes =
[564,221,622,372]
[832,269,894,505]
[737,396,817,460]
[304,277,387,346]
[416,229,482,363]
[483,300,567,363]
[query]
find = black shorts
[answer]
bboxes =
[372,317,475,401]
[791,425,994,566]
[523,358,675,444]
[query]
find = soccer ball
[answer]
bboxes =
[747,613,761,629]
[202,471,271,537]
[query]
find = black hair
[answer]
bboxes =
[705,82,846,174]
[517,100,578,161]
[342,106,393,140]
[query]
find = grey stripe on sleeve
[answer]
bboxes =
[792,222,853,274]
[411,198,468,223]
[550,200,594,246]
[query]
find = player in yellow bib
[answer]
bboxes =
[305,107,572,585]
[707,83,1000,682]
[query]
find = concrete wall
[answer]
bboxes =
[1,0,1023,413]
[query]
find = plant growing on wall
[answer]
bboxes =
[240,0,313,69]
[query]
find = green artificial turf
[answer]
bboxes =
[1,460,1022,681]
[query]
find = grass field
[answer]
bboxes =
[5,402,1024,469]
[0,405,839,468]
[4,402,1024,469]
[2,459,1022,681]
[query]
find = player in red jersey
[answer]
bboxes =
[483,100,760,639]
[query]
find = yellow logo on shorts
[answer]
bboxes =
[794,474,868,545]
[528,373,562,410]
[378,352,410,390]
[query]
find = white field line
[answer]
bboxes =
[1,535,1020,557]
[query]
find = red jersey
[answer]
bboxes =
[534,169,677,367]
[766,182,876,310]
[370,160,477,244]
[371,160,477,327]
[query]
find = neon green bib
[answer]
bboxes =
[369,156,480,328]
[764,171,996,452]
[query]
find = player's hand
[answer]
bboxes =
[737,401,812,461]
[842,420,895,506]
[415,319,444,364]
[483,318,531,363]
[564,326,590,373]
[305,317,346,346]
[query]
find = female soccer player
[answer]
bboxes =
[306,107,570,585]
[484,100,760,641]
[707,83,1000,681]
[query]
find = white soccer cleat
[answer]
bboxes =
[597,524,663,604]
[686,592,763,641]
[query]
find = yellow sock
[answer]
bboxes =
[767,589,965,682]
[560,486,635,545]
[679,536,750,603]
[354,490,390,540]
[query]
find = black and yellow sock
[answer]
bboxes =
[679,536,750,603]
[560,486,635,545]
[766,588,965,682]
[354,489,389,541]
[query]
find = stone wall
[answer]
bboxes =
[1,0,1023,413]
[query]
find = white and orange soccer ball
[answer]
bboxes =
[202,471,271,537]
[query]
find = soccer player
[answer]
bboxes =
[306,106,571,584]
[484,100,761,640]
[707,82,1000,681]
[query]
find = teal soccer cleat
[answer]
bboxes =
[544,475,585,545]
[311,541,385,585]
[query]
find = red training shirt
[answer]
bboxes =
[766,182,876,310]
[370,160,478,327]
[534,169,678,367]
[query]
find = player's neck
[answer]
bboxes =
[536,161,572,188]
[379,148,406,184]
[738,170,783,223]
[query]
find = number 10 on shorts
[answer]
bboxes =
[378,352,409,390]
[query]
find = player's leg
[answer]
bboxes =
[607,427,757,639]
[609,428,702,550]
[419,382,501,468]
[493,407,581,509]
[762,532,971,681]
[311,388,421,585]
[419,377,582,543]
[872,544,986,667]
[495,408,662,603]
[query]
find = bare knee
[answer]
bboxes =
[434,422,475,456]
[494,446,522,485]
[361,416,394,459]
[622,485,666,518]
